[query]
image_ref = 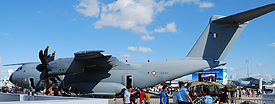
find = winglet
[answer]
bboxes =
[213,3,275,24]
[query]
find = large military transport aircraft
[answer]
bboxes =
[7,3,275,95]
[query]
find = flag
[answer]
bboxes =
[212,33,218,38]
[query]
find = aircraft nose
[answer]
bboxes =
[9,73,13,83]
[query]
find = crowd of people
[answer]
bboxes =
[38,85,73,96]
[1,86,23,93]
[123,86,151,104]
[0,85,73,97]
[236,88,273,98]
[123,82,254,104]
[123,82,196,104]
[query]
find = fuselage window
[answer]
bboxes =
[16,66,23,71]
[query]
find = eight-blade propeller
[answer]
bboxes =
[36,46,61,88]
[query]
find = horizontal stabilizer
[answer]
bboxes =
[3,62,40,66]
[213,3,275,24]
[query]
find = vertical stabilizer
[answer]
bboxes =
[8,69,13,77]
[186,3,275,61]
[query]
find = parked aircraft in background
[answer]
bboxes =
[0,69,15,87]
[6,3,275,95]
[230,77,265,87]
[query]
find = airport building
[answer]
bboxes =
[192,69,228,85]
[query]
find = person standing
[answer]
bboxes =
[238,89,241,98]
[48,85,53,96]
[145,90,151,104]
[254,89,257,97]
[140,90,145,104]
[42,87,47,95]
[160,86,167,104]
[28,89,35,96]
[124,86,132,104]
[202,90,213,104]
[218,88,228,104]
[173,89,178,104]
[132,88,138,104]
[176,82,193,104]
[54,86,61,96]
[165,92,170,104]
[66,86,72,97]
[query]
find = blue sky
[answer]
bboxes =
[1,0,275,80]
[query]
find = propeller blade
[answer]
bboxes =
[43,46,49,62]
[40,69,48,80]
[36,64,46,72]
[52,51,56,60]
[56,75,62,82]
[50,77,57,84]
[37,46,59,91]
[47,51,56,63]
[39,50,46,65]
[45,79,50,87]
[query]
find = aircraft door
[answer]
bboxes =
[29,77,35,89]
[125,75,133,88]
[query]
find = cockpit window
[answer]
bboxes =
[16,66,23,71]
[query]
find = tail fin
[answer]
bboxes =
[186,3,275,61]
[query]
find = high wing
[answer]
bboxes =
[73,50,117,69]
[74,50,106,60]
[60,50,120,93]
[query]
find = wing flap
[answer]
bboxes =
[213,3,275,24]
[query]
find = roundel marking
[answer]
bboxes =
[151,71,156,75]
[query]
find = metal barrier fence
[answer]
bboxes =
[232,98,275,104]
[108,98,275,104]
[108,98,175,104]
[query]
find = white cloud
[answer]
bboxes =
[257,63,262,67]
[250,74,275,79]
[222,67,236,72]
[119,53,131,58]
[72,18,77,21]
[37,11,41,13]
[222,66,246,72]
[268,42,275,47]
[0,32,9,36]
[94,0,154,31]
[154,22,177,33]
[1,70,7,72]
[74,0,100,18]
[181,0,214,8]
[256,63,268,67]
[198,1,214,8]
[128,46,153,53]
[141,34,155,41]
[138,46,153,53]
[75,0,214,40]
[118,52,132,61]
[132,26,149,35]
[127,46,138,51]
